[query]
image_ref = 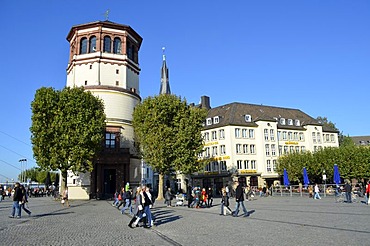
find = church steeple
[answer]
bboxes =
[159,47,171,95]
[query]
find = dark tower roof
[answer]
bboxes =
[159,48,171,95]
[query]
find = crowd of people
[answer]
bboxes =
[112,183,155,229]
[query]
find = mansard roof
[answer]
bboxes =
[204,102,322,130]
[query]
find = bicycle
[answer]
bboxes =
[335,192,359,203]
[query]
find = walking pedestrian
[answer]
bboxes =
[220,187,232,215]
[313,184,321,199]
[345,182,352,203]
[20,185,31,216]
[366,180,370,205]
[0,185,4,202]
[61,187,70,207]
[232,181,249,217]
[9,182,22,218]
[207,187,213,208]
[165,187,173,207]
[121,188,133,215]
[186,185,193,208]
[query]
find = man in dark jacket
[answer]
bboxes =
[9,182,23,218]
[233,181,249,217]
[345,182,352,203]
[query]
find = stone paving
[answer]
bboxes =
[0,195,369,246]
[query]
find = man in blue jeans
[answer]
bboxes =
[233,181,249,217]
[9,182,23,218]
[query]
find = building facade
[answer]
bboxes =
[64,20,143,199]
[192,97,339,194]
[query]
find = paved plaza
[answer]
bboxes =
[1,195,369,246]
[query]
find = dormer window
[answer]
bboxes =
[245,114,252,122]
[280,118,286,125]
[213,116,220,124]
[288,119,293,125]
[295,119,300,126]
[206,118,212,126]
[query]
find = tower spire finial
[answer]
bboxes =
[162,47,166,61]
[104,9,110,21]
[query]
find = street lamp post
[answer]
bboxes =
[19,159,27,185]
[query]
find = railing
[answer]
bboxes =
[262,184,348,197]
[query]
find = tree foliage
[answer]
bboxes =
[132,94,207,198]
[277,146,370,184]
[30,87,106,188]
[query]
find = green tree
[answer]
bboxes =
[132,94,207,199]
[30,87,106,190]
[316,116,338,131]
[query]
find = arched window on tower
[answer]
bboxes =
[80,37,88,54]
[113,37,121,54]
[89,36,96,53]
[103,36,111,53]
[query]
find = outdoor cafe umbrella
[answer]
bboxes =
[333,164,341,185]
[303,167,310,188]
[283,168,290,187]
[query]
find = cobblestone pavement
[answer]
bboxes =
[1,195,369,246]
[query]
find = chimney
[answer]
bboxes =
[200,96,211,110]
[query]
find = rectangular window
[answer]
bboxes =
[212,161,219,171]
[293,132,298,140]
[220,145,226,155]
[205,163,211,172]
[90,65,92,69]
[250,144,255,154]
[204,132,210,141]
[213,116,219,124]
[279,145,282,155]
[236,144,242,154]
[243,144,248,154]
[264,129,269,141]
[265,144,270,156]
[251,160,256,169]
[105,132,116,149]
[301,146,306,152]
[284,146,288,154]
[266,160,271,172]
[116,69,119,74]
[270,129,275,141]
[237,160,243,170]
[325,134,330,142]
[330,134,335,142]
[219,129,225,139]
[206,118,212,126]
[116,81,119,86]
[220,161,227,171]
[205,147,210,157]
[277,131,281,140]
[235,128,241,138]
[244,160,249,170]
[212,146,218,156]
[288,132,293,140]
[289,146,294,153]
[312,132,316,143]
[212,131,217,140]
[282,131,287,140]
[242,129,248,138]
[271,144,276,156]
[249,129,255,139]
[299,133,304,141]
[317,133,321,143]
[273,160,277,172]
[295,146,300,152]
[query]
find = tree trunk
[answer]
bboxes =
[157,173,164,200]
[60,170,67,195]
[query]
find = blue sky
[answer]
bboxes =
[1,1,369,182]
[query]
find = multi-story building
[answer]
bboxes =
[191,96,339,193]
[64,20,143,199]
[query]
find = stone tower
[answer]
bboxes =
[65,20,143,199]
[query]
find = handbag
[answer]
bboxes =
[61,199,65,204]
